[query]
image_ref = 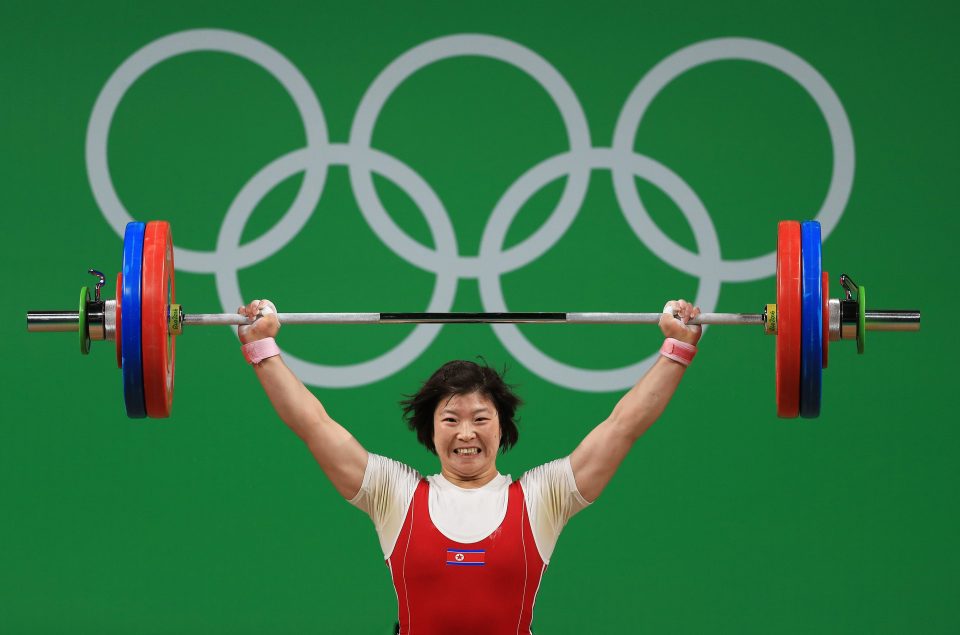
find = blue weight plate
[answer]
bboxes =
[800,221,822,418]
[121,222,147,418]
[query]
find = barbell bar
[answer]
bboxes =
[26,220,921,419]
[31,308,921,329]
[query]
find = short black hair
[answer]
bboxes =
[400,360,522,454]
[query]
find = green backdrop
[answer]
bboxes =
[2,2,956,633]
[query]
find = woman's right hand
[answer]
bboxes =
[238,299,280,345]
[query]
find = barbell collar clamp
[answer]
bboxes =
[828,298,842,342]
[88,269,106,303]
[764,304,778,335]
[103,299,117,342]
[169,304,184,336]
[87,301,107,341]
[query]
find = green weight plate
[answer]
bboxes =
[79,286,90,355]
[857,285,866,354]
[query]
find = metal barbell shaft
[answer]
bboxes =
[28,310,921,330]
[856,310,922,332]
[184,311,765,325]
[27,311,84,332]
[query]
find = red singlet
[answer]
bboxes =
[388,479,546,634]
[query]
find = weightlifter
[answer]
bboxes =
[237,297,701,634]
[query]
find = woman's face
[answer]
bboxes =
[433,391,501,487]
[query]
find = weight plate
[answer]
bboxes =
[121,222,147,418]
[821,272,829,369]
[116,273,123,369]
[776,221,802,418]
[79,286,91,355]
[799,221,822,418]
[857,286,866,354]
[142,221,176,418]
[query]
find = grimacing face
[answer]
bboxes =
[433,391,501,484]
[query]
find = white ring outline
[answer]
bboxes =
[86,31,855,391]
[349,34,593,278]
[479,147,720,391]
[86,29,330,273]
[214,145,457,387]
[612,37,854,281]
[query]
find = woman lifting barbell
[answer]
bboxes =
[237,297,701,634]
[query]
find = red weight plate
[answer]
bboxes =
[822,271,829,369]
[776,221,801,418]
[116,272,123,369]
[142,221,176,418]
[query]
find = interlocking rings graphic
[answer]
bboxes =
[86,30,854,391]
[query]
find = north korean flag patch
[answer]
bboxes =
[446,548,485,566]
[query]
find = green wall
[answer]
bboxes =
[3,2,956,633]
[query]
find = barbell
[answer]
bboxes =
[27,220,920,419]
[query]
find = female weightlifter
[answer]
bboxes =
[237,298,702,634]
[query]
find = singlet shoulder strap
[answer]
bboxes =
[411,478,430,506]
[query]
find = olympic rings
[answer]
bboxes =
[86,30,855,391]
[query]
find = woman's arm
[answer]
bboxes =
[239,300,368,499]
[569,299,701,502]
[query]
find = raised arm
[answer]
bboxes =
[238,299,368,499]
[569,299,701,502]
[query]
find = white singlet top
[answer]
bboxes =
[349,454,591,563]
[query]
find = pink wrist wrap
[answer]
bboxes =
[242,337,281,365]
[660,337,697,367]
